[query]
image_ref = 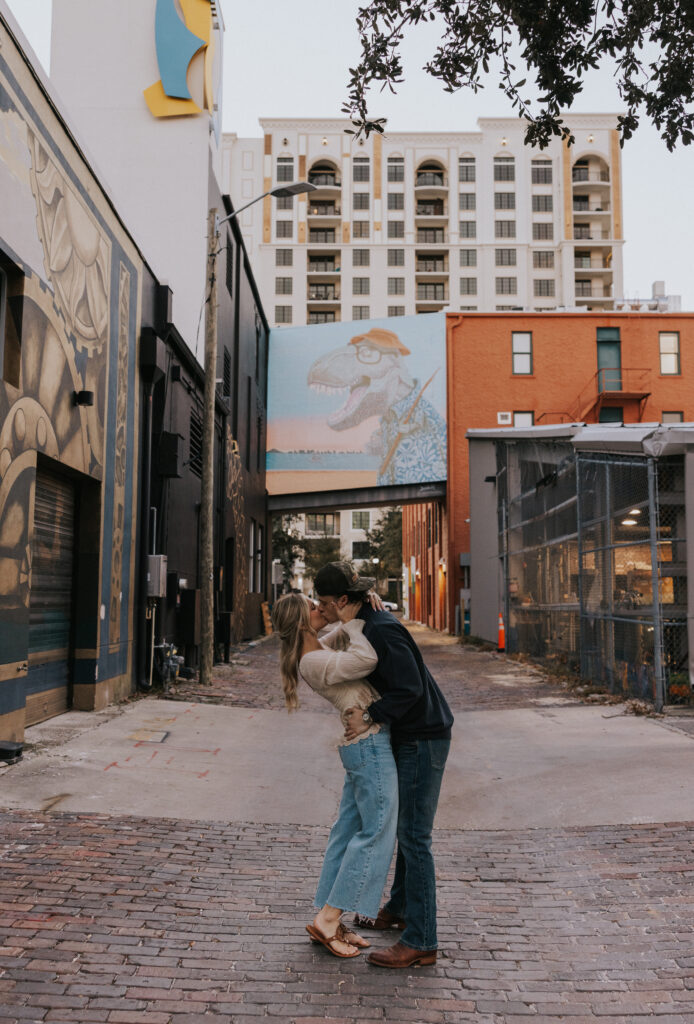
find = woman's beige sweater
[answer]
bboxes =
[300,619,381,746]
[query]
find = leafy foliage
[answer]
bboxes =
[301,535,342,582]
[271,514,303,588]
[361,507,403,583]
[343,0,694,150]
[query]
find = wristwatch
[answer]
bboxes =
[362,710,372,725]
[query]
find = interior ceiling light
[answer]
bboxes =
[621,518,637,525]
[629,508,642,515]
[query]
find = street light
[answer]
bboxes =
[199,181,315,686]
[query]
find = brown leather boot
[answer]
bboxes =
[367,940,437,968]
[353,907,405,931]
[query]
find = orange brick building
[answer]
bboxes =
[403,312,694,632]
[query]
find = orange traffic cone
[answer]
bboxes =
[497,613,505,652]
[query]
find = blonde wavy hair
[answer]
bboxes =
[271,593,314,711]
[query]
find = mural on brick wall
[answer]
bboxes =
[266,314,447,495]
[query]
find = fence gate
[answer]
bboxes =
[26,469,76,725]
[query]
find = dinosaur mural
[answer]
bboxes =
[308,327,446,485]
[266,314,447,495]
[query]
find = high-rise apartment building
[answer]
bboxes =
[223,115,624,326]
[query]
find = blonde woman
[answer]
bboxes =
[272,590,398,959]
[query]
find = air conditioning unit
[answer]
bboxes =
[497,411,512,425]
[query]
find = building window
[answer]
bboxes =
[353,249,370,267]
[494,192,515,210]
[276,195,294,210]
[460,278,477,296]
[353,222,370,239]
[352,540,370,560]
[352,305,370,320]
[513,411,534,427]
[494,156,515,181]
[387,156,404,182]
[660,332,680,374]
[495,220,516,238]
[276,156,294,182]
[459,193,476,210]
[223,347,231,397]
[353,277,370,295]
[276,249,293,266]
[496,305,516,311]
[458,156,475,182]
[189,409,203,478]
[532,222,554,240]
[495,249,516,266]
[388,306,405,317]
[274,305,292,323]
[352,510,370,530]
[309,228,336,243]
[459,222,476,238]
[419,228,446,243]
[388,249,405,266]
[533,251,554,268]
[388,277,405,295]
[306,513,338,535]
[496,277,517,295]
[460,306,477,311]
[532,194,553,212]
[275,277,292,295]
[276,221,293,239]
[662,411,683,423]
[353,156,370,182]
[308,311,336,324]
[353,192,370,210]
[531,159,552,184]
[388,193,405,210]
[388,221,405,239]
[512,332,532,374]
[534,279,555,297]
[460,249,477,267]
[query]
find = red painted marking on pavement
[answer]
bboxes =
[198,770,210,779]
[104,762,119,771]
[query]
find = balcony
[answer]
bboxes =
[575,282,613,299]
[307,286,340,302]
[572,168,610,183]
[307,203,341,220]
[416,172,447,187]
[308,172,341,188]
[417,228,447,245]
[573,227,611,241]
[417,284,448,302]
[308,229,337,244]
[573,201,611,213]
[570,368,652,421]
[307,259,340,275]
[574,256,612,270]
[416,258,449,273]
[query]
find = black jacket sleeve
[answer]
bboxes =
[365,621,425,725]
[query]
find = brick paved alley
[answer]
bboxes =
[2,624,694,1023]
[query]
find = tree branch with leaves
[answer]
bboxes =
[343,0,694,150]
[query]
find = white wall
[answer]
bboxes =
[51,0,223,355]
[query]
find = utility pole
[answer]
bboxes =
[199,208,218,686]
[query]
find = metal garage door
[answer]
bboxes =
[26,470,75,725]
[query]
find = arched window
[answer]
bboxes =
[493,155,515,182]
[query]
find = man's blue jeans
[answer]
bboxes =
[384,736,450,951]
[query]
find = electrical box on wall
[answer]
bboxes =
[147,554,168,597]
[497,411,512,425]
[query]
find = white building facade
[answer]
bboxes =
[223,114,625,327]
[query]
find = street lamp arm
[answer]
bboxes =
[216,181,316,231]
[216,192,271,229]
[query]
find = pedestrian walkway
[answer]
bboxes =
[2,622,694,1023]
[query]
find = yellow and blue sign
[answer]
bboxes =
[144,0,215,119]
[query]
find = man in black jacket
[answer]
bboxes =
[315,561,453,968]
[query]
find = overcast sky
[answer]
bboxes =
[7,0,694,308]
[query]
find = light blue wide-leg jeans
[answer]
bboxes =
[314,729,398,921]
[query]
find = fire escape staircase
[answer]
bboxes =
[537,368,652,425]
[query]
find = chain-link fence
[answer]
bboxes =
[497,441,687,708]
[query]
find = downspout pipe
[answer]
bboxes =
[138,328,166,690]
